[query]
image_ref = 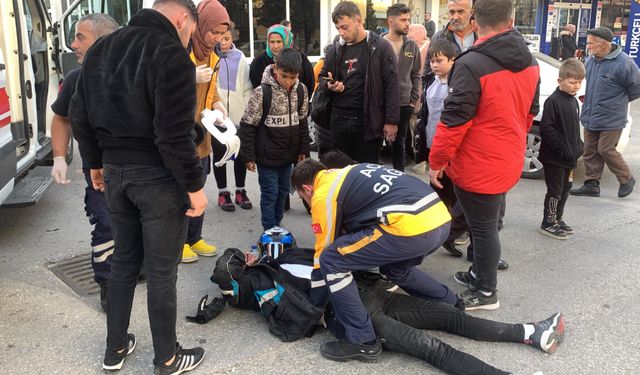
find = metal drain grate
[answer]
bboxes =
[48,253,100,297]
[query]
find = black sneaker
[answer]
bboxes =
[526,313,565,353]
[557,220,574,234]
[539,223,568,240]
[103,333,136,371]
[154,344,205,375]
[458,288,500,311]
[570,180,600,197]
[100,283,108,313]
[618,177,636,198]
[454,270,476,288]
[442,241,463,257]
[320,338,381,363]
[217,192,235,212]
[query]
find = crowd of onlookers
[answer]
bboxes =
[49,0,638,373]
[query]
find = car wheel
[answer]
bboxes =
[522,124,544,179]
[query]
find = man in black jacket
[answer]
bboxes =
[70,0,208,373]
[560,24,578,60]
[318,1,400,164]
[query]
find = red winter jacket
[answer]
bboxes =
[429,29,540,194]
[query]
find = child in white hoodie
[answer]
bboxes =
[213,26,254,211]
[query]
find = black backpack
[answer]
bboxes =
[259,83,306,127]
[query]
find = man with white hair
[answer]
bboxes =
[408,24,429,72]
[560,24,578,60]
[570,27,640,198]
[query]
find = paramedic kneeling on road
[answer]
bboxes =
[292,158,457,362]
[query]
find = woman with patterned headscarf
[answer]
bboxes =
[182,0,230,264]
[249,24,315,94]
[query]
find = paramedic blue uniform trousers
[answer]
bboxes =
[314,223,455,344]
[83,163,113,286]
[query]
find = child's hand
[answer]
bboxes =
[246,161,257,172]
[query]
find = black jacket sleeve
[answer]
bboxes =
[410,43,422,107]
[69,69,103,169]
[239,87,264,163]
[298,86,311,155]
[539,99,566,159]
[250,54,269,88]
[440,62,481,127]
[300,54,315,97]
[379,42,400,125]
[153,57,204,192]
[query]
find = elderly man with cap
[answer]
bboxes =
[571,27,640,198]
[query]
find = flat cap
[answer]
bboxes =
[587,27,614,42]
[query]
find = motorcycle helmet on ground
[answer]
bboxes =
[258,226,296,259]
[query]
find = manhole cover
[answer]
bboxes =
[48,253,100,297]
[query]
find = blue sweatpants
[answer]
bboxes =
[312,223,455,344]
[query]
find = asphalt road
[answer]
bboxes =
[1,104,639,375]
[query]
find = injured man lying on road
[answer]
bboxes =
[188,245,565,375]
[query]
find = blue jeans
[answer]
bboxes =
[103,164,189,363]
[257,164,292,230]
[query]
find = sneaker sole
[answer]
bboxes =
[103,337,136,371]
[192,249,218,257]
[464,300,500,311]
[540,313,565,354]
[538,228,568,240]
[454,236,469,246]
[320,350,380,363]
[219,205,236,212]
[180,256,199,263]
[569,192,600,197]
[235,201,253,209]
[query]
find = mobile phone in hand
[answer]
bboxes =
[323,76,336,84]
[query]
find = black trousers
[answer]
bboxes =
[325,283,521,374]
[542,163,572,225]
[186,156,210,245]
[211,131,247,190]
[454,185,505,292]
[391,106,413,171]
[365,290,520,375]
[103,164,188,363]
[330,111,381,164]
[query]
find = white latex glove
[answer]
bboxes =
[195,65,213,84]
[51,156,70,184]
[212,101,228,120]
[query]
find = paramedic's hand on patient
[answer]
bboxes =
[195,65,213,84]
[90,168,105,192]
[51,156,70,184]
[212,101,228,120]
[187,189,208,217]
[246,161,257,172]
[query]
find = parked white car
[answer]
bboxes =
[523,52,632,179]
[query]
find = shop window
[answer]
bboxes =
[291,0,321,56]
[514,0,538,35]
[252,0,286,57]
[220,0,251,57]
[600,0,631,46]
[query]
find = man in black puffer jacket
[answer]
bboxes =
[70,1,208,373]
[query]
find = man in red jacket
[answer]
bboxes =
[428,0,540,311]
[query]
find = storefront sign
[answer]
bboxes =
[523,34,541,52]
[625,0,640,65]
